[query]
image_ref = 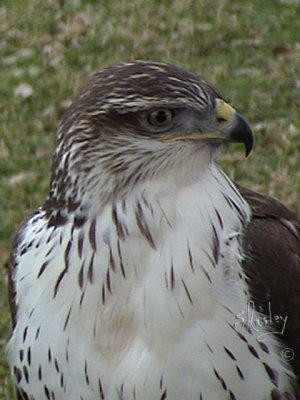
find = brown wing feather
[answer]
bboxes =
[238,184,300,382]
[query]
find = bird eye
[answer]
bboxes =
[147,109,174,128]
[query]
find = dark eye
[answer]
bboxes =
[147,109,174,127]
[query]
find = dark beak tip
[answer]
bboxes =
[245,135,253,158]
[231,114,254,158]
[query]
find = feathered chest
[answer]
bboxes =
[24,172,248,346]
[10,171,294,400]
[14,171,248,340]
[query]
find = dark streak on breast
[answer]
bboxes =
[54,358,60,373]
[48,348,52,363]
[222,193,234,210]
[160,374,164,390]
[74,215,87,228]
[23,366,29,383]
[78,260,85,289]
[44,384,50,400]
[228,322,248,344]
[222,305,235,315]
[271,389,281,400]
[230,198,246,222]
[213,367,227,391]
[157,199,172,227]
[98,378,105,400]
[46,229,56,244]
[20,240,34,256]
[109,246,116,272]
[229,390,237,400]
[142,193,154,216]
[13,366,22,383]
[60,373,64,388]
[48,210,68,228]
[84,360,90,385]
[65,240,72,268]
[22,326,28,343]
[65,346,69,363]
[19,349,24,362]
[164,271,168,289]
[211,223,220,264]
[106,268,112,293]
[236,365,244,380]
[133,386,136,400]
[77,232,84,259]
[199,264,212,283]
[187,241,195,273]
[45,242,57,258]
[248,344,260,359]
[135,202,156,249]
[79,290,85,308]
[259,341,269,354]
[37,260,51,278]
[63,306,72,331]
[117,239,126,278]
[121,199,127,213]
[263,362,279,387]
[88,254,95,284]
[215,208,224,229]
[53,240,72,297]
[181,278,193,304]
[89,219,97,251]
[222,193,245,224]
[205,342,213,353]
[236,330,248,343]
[16,388,28,399]
[27,347,31,366]
[170,260,175,290]
[54,268,68,298]
[38,365,42,380]
[35,326,40,340]
[224,346,237,361]
[102,284,106,305]
[112,204,126,240]
[203,249,215,268]
[119,383,124,399]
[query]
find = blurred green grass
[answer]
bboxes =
[0,0,299,398]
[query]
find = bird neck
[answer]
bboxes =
[44,142,215,226]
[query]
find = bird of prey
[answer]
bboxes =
[7,61,300,400]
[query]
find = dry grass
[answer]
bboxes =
[0,0,299,398]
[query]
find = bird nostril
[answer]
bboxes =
[217,116,227,123]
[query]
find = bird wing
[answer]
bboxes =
[238,184,300,381]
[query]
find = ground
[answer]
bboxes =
[0,0,299,398]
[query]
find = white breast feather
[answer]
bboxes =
[7,163,294,400]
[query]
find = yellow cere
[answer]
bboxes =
[216,98,236,122]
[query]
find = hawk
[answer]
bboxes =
[7,61,300,400]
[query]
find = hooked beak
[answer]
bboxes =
[162,98,253,157]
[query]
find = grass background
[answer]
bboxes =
[0,0,299,398]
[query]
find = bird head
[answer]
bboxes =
[48,61,253,214]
